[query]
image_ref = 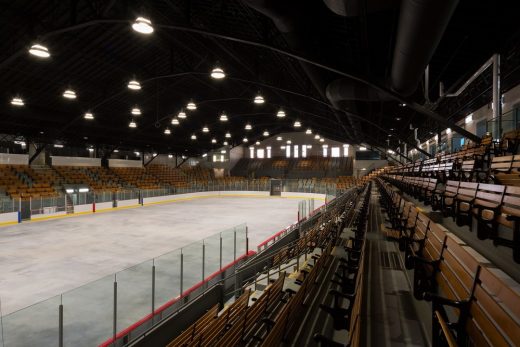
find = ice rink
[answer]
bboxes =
[0,196,306,316]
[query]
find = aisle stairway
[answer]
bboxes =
[367,186,431,346]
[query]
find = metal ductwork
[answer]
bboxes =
[391,0,459,96]
[323,0,400,17]
[326,78,392,107]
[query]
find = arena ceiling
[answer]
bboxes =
[0,0,519,157]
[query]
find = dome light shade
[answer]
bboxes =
[164,128,171,135]
[211,138,217,143]
[254,94,265,104]
[131,107,141,115]
[132,17,154,34]
[63,89,77,99]
[127,80,141,90]
[28,44,50,58]
[255,141,260,145]
[178,110,187,119]
[276,136,282,141]
[186,101,197,110]
[191,134,197,140]
[219,113,228,121]
[314,134,320,139]
[245,123,252,130]
[171,118,179,125]
[243,137,248,143]
[286,140,292,144]
[276,109,285,118]
[305,128,312,134]
[293,121,301,128]
[210,67,225,79]
[223,141,228,145]
[225,132,231,138]
[320,138,325,142]
[84,112,94,120]
[202,126,209,133]
[129,120,137,128]
[263,130,269,137]
[11,97,24,106]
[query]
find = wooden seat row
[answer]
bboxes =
[377,178,520,346]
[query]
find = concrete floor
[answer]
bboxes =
[0,196,312,347]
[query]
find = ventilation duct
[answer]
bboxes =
[323,0,400,17]
[391,0,459,96]
[326,78,392,107]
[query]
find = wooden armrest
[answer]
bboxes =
[435,311,459,347]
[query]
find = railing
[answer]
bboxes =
[0,224,249,347]
[0,178,341,223]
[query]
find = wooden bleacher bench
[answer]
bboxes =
[453,182,479,227]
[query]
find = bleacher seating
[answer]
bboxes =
[111,167,161,190]
[0,165,59,199]
[231,157,354,179]
[378,178,520,346]
[164,184,370,347]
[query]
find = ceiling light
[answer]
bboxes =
[164,128,171,135]
[63,89,77,99]
[446,128,452,134]
[28,44,50,58]
[131,107,141,115]
[186,101,197,110]
[171,118,179,125]
[178,110,187,119]
[276,109,286,118]
[359,146,367,151]
[245,123,252,130]
[319,138,324,142]
[88,148,94,153]
[399,103,406,107]
[54,144,64,148]
[168,154,173,158]
[132,17,154,34]
[225,132,231,138]
[293,121,301,128]
[314,134,320,139]
[202,153,208,157]
[182,155,187,159]
[276,136,282,141]
[191,134,197,140]
[84,112,94,120]
[254,94,265,104]
[263,130,269,137]
[395,117,401,121]
[220,112,228,121]
[129,120,137,128]
[210,66,225,79]
[243,137,248,143]
[202,126,209,133]
[286,140,292,144]
[305,128,312,134]
[127,79,141,90]
[307,145,312,149]
[223,141,228,145]
[255,141,260,145]
[211,138,217,143]
[135,151,140,156]
[11,97,24,106]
